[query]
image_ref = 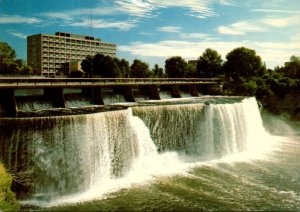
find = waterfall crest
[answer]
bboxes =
[0,97,270,203]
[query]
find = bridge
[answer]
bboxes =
[0,77,223,117]
[0,77,221,88]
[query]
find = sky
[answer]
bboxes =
[0,0,299,69]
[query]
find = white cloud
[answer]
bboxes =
[119,39,298,68]
[180,33,210,39]
[0,15,40,24]
[217,26,244,35]
[156,26,182,33]
[217,21,266,35]
[155,0,217,18]
[251,9,300,14]
[262,15,300,27]
[7,30,27,39]
[115,0,155,18]
[71,18,137,31]
[41,12,73,21]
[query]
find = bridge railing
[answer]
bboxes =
[0,77,221,88]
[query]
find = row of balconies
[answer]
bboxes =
[42,47,115,54]
[41,38,115,48]
[41,50,115,58]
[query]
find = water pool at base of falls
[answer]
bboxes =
[0,96,299,211]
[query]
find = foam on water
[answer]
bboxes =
[1,97,283,207]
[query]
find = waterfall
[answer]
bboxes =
[133,97,267,159]
[0,97,271,203]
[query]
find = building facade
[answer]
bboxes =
[27,32,116,76]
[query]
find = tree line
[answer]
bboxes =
[1,41,299,99]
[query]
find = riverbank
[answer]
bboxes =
[0,163,19,211]
[223,81,300,121]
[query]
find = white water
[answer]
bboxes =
[103,94,126,104]
[17,101,53,111]
[13,97,280,207]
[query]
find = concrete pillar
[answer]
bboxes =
[0,89,17,117]
[92,87,104,105]
[82,87,104,105]
[44,88,66,108]
[169,85,181,98]
[122,86,135,102]
[145,85,161,100]
[189,85,199,97]
[207,84,223,95]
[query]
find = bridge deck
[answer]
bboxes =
[0,78,221,89]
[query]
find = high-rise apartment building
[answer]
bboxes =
[27,32,116,76]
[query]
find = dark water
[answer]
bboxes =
[0,96,298,211]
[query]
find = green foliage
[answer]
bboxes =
[165,56,188,78]
[277,55,300,79]
[151,64,164,78]
[0,42,33,75]
[130,59,151,78]
[196,48,223,77]
[0,163,19,211]
[185,63,197,78]
[69,70,84,78]
[115,58,130,78]
[242,79,258,95]
[81,55,93,76]
[81,54,130,78]
[223,47,266,81]
[0,42,16,63]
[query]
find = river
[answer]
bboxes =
[0,96,299,211]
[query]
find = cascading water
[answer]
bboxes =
[133,97,269,160]
[0,97,282,207]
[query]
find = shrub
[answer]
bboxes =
[0,163,19,211]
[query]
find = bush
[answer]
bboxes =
[0,163,19,211]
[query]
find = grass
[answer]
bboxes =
[0,163,19,211]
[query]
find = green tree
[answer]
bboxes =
[165,56,187,78]
[69,70,84,78]
[196,48,223,77]
[151,64,164,78]
[81,55,93,77]
[115,58,130,78]
[100,55,121,78]
[279,55,300,79]
[130,59,151,78]
[0,42,19,75]
[19,65,33,75]
[0,42,16,63]
[185,63,197,78]
[223,47,266,81]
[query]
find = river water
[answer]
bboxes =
[0,96,299,211]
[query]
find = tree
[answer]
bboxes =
[279,55,300,79]
[115,58,130,78]
[130,59,151,78]
[100,55,121,78]
[185,63,196,78]
[92,53,106,76]
[165,56,187,78]
[81,55,93,77]
[19,65,33,75]
[196,48,223,77]
[223,47,266,81]
[151,64,164,78]
[81,54,121,78]
[0,42,16,63]
[0,42,18,75]
[69,70,84,78]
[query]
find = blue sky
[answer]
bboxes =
[0,0,299,69]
